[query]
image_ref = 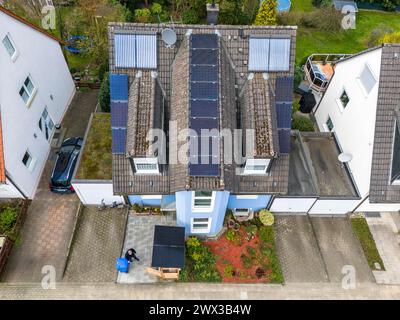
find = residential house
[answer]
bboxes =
[312,44,400,212]
[106,23,297,236]
[0,6,75,199]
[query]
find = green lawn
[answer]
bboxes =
[296,10,400,63]
[291,0,315,12]
[75,113,112,180]
[350,217,385,271]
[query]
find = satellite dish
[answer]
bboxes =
[161,28,177,47]
[338,153,353,163]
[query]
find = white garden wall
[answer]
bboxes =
[72,182,125,205]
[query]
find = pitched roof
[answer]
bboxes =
[109,23,297,195]
[369,44,400,203]
[0,6,64,44]
[0,113,5,183]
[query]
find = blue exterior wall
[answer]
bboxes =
[127,195,162,207]
[175,190,230,237]
[227,195,272,212]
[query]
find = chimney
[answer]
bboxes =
[206,1,219,25]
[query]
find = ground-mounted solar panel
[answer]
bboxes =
[112,128,127,154]
[191,34,218,49]
[190,82,219,100]
[111,102,128,128]
[110,74,128,101]
[275,77,294,103]
[190,65,219,82]
[190,100,219,118]
[191,49,218,65]
[278,129,291,154]
[276,102,292,129]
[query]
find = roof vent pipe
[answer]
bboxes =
[207,1,219,25]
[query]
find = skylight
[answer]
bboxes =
[359,64,376,94]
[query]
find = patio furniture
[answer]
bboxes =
[146,225,185,280]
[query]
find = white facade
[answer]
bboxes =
[72,182,125,206]
[0,10,75,199]
[314,48,400,212]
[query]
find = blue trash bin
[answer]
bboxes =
[116,257,129,273]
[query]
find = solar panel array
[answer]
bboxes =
[110,74,129,154]
[248,38,291,72]
[114,33,157,69]
[188,34,220,177]
[275,77,294,154]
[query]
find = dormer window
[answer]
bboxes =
[243,159,271,175]
[390,121,400,185]
[2,34,18,61]
[133,157,159,174]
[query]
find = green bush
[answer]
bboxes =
[98,62,109,82]
[180,237,221,282]
[99,72,110,113]
[0,207,19,234]
[135,8,151,23]
[224,265,234,277]
[240,253,253,269]
[254,0,277,25]
[258,209,274,226]
[246,246,257,259]
[292,115,315,131]
[259,226,274,244]
[226,229,236,241]
[182,9,200,24]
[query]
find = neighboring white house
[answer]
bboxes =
[313,44,400,212]
[0,6,75,199]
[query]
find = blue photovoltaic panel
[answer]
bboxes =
[190,82,219,100]
[191,34,218,49]
[110,74,128,101]
[275,77,294,102]
[189,34,220,177]
[190,65,219,82]
[276,102,292,129]
[111,102,128,128]
[189,163,220,176]
[112,128,126,154]
[191,49,218,65]
[278,129,291,154]
[190,100,219,118]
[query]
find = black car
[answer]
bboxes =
[50,137,83,194]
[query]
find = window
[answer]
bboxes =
[243,159,270,175]
[192,191,215,212]
[325,116,334,132]
[339,90,349,108]
[358,64,376,95]
[2,34,18,61]
[39,108,54,141]
[133,158,159,174]
[234,208,252,217]
[22,150,35,171]
[19,76,36,105]
[391,121,400,184]
[236,195,258,200]
[191,217,212,234]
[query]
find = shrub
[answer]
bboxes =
[258,209,274,226]
[365,25,394,47]
[226,229,236,242]
[0,207,19,234]
[246,246,257,259]
[382,0,397,11]
[244,224,258,237]
[98,62,109,82]
[259,226,274,244]
[277,11,303,26]
[312,0,332,8]
[379,31,400,44]
[294,65,303,91]
[182,9,200,24]
[224,265,234,277]
[99,72,110,113]
[292,115,315,131]
[254,0,277,25]
[240,253,253,269]
[182,237,221,282]
[255,267,266,279]
[135,8,151,23]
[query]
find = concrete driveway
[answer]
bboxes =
[274,215,329,283]
[310,217,374,283]
[2,90,98,283]
[63,206,128,283]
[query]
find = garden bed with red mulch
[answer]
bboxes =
[204,224,283,283]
